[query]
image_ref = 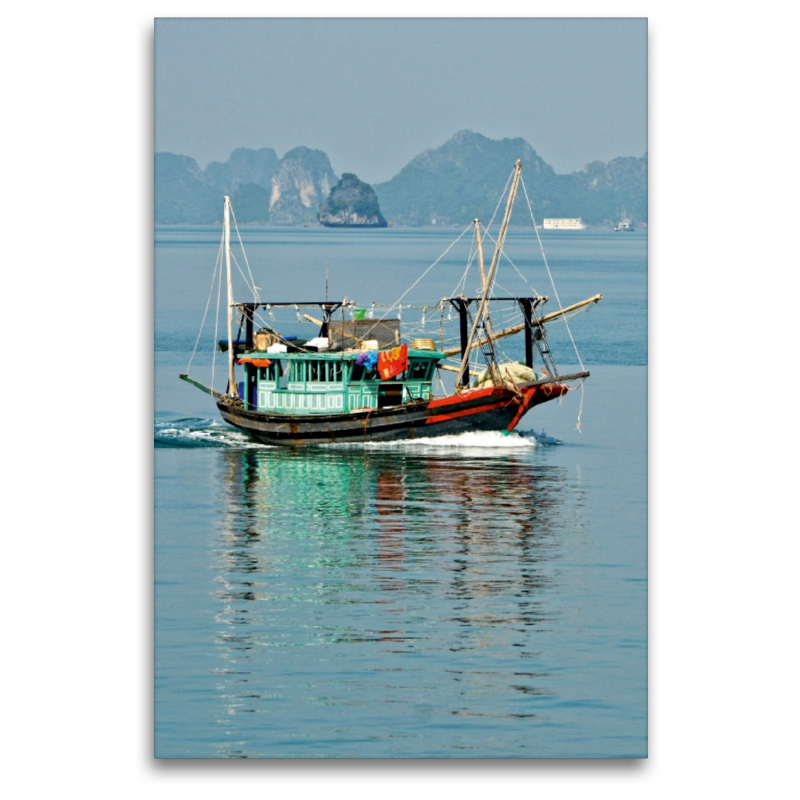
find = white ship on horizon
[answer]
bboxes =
[543,218,586,230]
[615,212,634,231]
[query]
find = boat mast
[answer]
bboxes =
[456,160,522,388]
[474,218,487,290]
[473,219,501,385]
[224,196,236,398]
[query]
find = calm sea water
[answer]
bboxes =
[155,226,647,758]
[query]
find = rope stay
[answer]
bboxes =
[344,222,475,344]
[520,176,585,373]
[186,233,224,374]
[230,205,261,305]
[520,175,587,431]
[478,225,544,300]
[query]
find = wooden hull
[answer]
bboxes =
[217,373,587,446]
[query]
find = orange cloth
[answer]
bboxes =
[378,344,408,380]
[237,357,273,367]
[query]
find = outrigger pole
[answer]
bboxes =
[224,196,236,398]
[455,159,523,388]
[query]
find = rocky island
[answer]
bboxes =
[318,173,387,228]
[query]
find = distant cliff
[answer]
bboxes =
[318,173,387,227]
[268,147,337,225]
[155,146,337,225]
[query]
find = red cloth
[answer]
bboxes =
[378,344,408,380]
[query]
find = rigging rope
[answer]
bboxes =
[479,225,544,299]
[230,252,258,299]
[230,206,260,304]
[520,176,585,372]
[358,223,474,339]
[186,234,224,373]
[520,175,587,431]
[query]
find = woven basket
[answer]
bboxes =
[412,338,437,351]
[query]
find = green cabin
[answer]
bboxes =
[240,349,445,414]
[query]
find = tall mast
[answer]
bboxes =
[224,196,236,398]
[474,218,487,290]
[456,160,522,388]
[473,219,501,385]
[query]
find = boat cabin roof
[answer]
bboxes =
[255,348,445,361]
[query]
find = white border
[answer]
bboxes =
[5,3,796,796]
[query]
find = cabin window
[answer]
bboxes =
[291,361,305,382]
[332,361,342,382]
[350,362,365,382]
[275,359,289,388]
[309,361,320,382]
[408,360,431,380]
[260,362,279,381]
[350,362,377,381]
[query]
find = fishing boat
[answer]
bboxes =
[615,212,634,232]
[180,160,601,446]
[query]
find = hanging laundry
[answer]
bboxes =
[378,344,408,380]
[356,350,379,370]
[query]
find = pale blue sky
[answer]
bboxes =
[155,18,647,184]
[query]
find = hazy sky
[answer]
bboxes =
[155,18,647,184]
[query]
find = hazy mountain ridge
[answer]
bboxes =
[154,146,337,225]
[155,131,646,227]
[154,153,217,224]
[205,147,280,194]
[373,131,562,227]
[374,131,646,227]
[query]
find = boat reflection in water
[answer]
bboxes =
[209,442,585,756]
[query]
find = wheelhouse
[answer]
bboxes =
[239,350,443,414]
